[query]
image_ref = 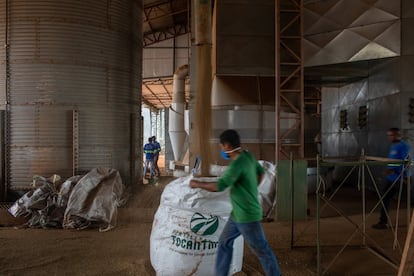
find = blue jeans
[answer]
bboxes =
[143,158,154,177]
[379,178,406,224]
[216,218,281,276]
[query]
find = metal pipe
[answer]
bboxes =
[316,154,321,275]
[361,149,366,246]
[394,168,404,249]
[169,64,189,161]
[290,152,294,249]
[194,0,212,45]
[192,0,212,176]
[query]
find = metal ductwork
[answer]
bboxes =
[169,64,189,161]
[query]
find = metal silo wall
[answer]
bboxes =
[0,1,6,105]
[2,0,141,189]
[321,58,402,159]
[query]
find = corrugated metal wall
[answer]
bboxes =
[0,1,6,106]
[143,34,190,79]
[0,0,142,190]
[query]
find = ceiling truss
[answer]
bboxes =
[143,0,189,47]
[142,77,190,109]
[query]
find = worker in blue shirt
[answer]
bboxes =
[152,136,161,176]
[373,128,411,229]
[143,137,155,180]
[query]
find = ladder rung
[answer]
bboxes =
[280,9,300,13]
[281,36,301,39]
[280,62,301,65]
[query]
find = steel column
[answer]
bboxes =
[275,0,304,160]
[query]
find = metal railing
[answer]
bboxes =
[315,151,411,275]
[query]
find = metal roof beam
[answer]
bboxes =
[143,23,188,46]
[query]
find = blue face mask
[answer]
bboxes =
[221,150,231,160]
[220,147,241,160]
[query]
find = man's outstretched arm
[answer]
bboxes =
[190,180,218,192]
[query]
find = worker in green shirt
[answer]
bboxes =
[190,129,281,276]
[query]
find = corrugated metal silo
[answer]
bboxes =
[0,0,142,191]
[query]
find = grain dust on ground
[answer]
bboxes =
[0,177,409,275]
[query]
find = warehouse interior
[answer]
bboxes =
[1,0,414,275]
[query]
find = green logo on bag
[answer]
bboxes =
[190,212,219,236]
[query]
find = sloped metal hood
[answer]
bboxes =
[304,0,401,66]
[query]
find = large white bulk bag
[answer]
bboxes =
[258,161,277,218]
[150,176,243,275]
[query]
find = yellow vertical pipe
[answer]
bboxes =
[193,0,212,176]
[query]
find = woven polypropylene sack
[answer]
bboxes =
[150,176,243,275]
